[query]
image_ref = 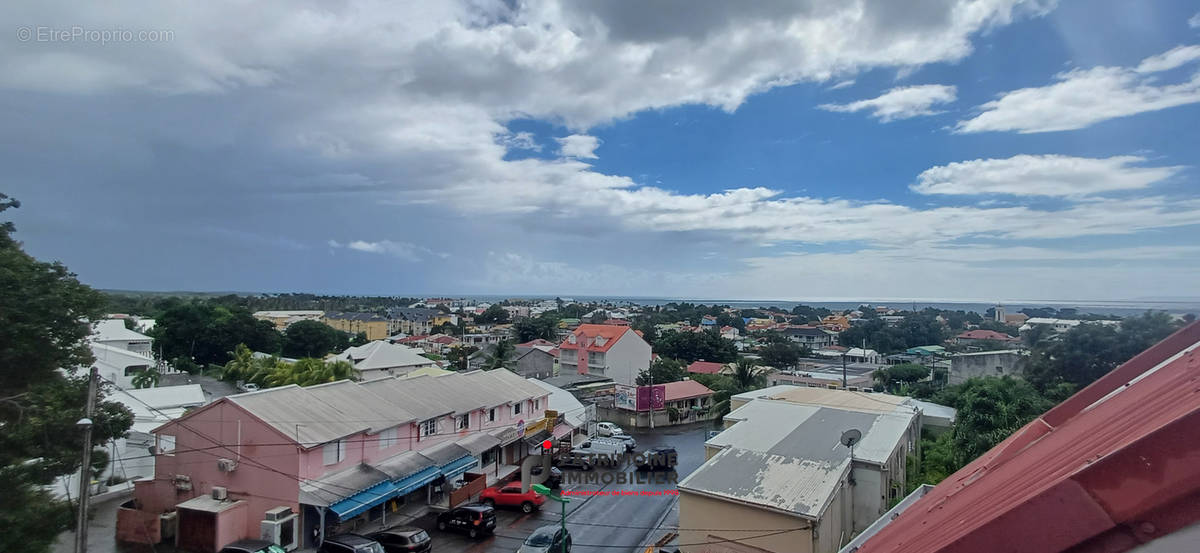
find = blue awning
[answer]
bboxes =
[330,479,400,519]
[394,465,442,496]
[439,455,479,481]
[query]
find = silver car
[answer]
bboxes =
[517,525,571,553]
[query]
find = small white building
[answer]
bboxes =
[92,319,154,357]
[91,342,157,390]
[330,340,437,380]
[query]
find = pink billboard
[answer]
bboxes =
[635,385,666,411]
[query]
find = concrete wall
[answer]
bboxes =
[515,350,555,379]
[949,351,1026,385]
[678,491,815,553]
[603,330,652,386]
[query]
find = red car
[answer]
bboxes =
[479,484,545,513]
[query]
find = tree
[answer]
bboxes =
[131,367,160,389]
[476,304,510,325]
[759,341,800,370]
[872,363,929,393]
[730,358,767,393]
[483,340,516,370]
[513,316,559,343]
[654,330,738,363]
[152,301,282,366]
[0,195,134,552]
[446,345,479,371]
[264,358,355,387]
[1024,313,1180,394]
[947,377,1053,466]
[631,319,659,345]
[349,332,369,347]
[282,320,349,358]
[636,358,687,385]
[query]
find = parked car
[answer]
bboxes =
[319,534,385,553]
[636,447,678,471]
[596,422,625,436]
[554,451,594,471]
[592,435,635,452]
[480,484,546,513]
[436,504,496,539]
[573,440,624,464]
[218,539,285,553]
[367,527,431,553]
[517,525,572,553]
[530,464,563,488]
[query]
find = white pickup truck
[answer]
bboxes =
[571,439,626,466]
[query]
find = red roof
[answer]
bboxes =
[558,324,635,353]
[687,361,725,374]
[858,321,1200,553]
[956,329,1018,341]
[662,380,714,401]
[428,335,458,344]
[395,335,428,343]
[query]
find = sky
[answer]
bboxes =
[3,0,1199,302]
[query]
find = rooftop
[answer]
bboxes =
[662,379,714,401]
[686,361,725,374]
[92,319,152,343]
[332,340,434,371]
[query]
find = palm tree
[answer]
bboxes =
[131,367,159,389]
[222,343,257,383]
[731,358,765,393]
[483,340,516,371]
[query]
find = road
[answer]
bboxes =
[410,422,711,553]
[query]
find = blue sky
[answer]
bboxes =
[3,0,1199,301]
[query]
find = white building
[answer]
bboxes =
[330,340,437,380]
[91,342,158,390]
[92,319,154,357]
[556,324,652,386]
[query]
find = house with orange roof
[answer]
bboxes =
[557,323,652,386]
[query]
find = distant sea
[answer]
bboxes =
[454,295,1200,317]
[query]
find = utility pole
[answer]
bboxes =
[75,366,98,553]
[648,363,654,429]
[841,353,847,389]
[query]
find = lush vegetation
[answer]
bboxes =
[636,358,687,385]
[653,329,738,363]
[281,320,351,358]
[151,301,282,367]
[512,316,560,342]
[105,292,421,318]
[221,344,356,388]
[0,195,135,553]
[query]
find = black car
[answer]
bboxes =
[319,534,385,553]
[368,526,432,553]
[517,525,572,553]
[218,539,285,553]
[530,465,563,487]
[635,447,678,471]
[435,503,497,539]
[553,451,593,471]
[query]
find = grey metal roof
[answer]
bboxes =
[419,441,472,465]
[325,311,388,322]
[374,450,438,480]
[299,463,392,507]
[304,380,417,431]
[679,447,850,519]
[455,432,502,456]
[359,376,454,421]
[229,385,369,447]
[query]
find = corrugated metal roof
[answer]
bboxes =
[374,449,438,481]
[304,380,416,431]
[299,463,392,507]
[762,386,911,414]
[679,447,850,519]
[92,319,153,342]
[663,380,714,401]
[712,399,910,466]
[456,432,502,456]
[333,341,433,371]
[229,385,369,447]
[855,321,1200,553]
[419,441,472,466]
[359,376,455,421]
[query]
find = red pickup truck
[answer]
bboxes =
[479,484,546,513]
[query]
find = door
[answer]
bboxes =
[176,509,216,553]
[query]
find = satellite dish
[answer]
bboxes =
[840,429,862,448]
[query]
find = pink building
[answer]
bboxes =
[120,370,549,553]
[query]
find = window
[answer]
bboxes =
[323,440,346,465]
[124,364,149,376]
[488,408,496,422]
[379,427,398,449]
[456,414,469,430]
[158,434,176,456]
[420,418,437,438]
[512,402,522,416]
[533,398,541,411]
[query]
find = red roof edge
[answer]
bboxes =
[1041,320,1200,428]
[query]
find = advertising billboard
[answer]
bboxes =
[614,384,636,410]
[636,384,666,411]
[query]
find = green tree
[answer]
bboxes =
[513,316,559,343]
[631,319,659,345]
[1024,313,1179,394]
[446,345,479,371]
[636,358,687,385]
[282,320,349,358]
[483,340,516,370]
[654,330,738,363]
[264,358,355,387]
[476,304,510,325]
[152,301,281,366]
[949,377,1053,466]
[349,332,369,347]
[730,358,767,393]
[130,367,160,389]
[0,194,135,552]
[759,341,800,369]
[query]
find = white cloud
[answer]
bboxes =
[818,84,957,121]
[557,134,600,159]
[828,79,856,90]
[333,240,447,261]
[912,154,1183,197]
[499,131,542,152]
[1189,12,1200,28]
[956,45,1200,133]
[1135,45,1200,73]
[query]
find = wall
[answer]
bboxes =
[851,465,884,533]
[678,491,815,553]
[949,352,1025,385]
[603,330,652,386]
[515,350,554,379]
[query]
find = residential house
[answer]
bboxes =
[699,315,718,329]
[330,341,436,379]
[662,380,716,425]
[120,370,550,552]
[681,386,921,553]
[842,320,1200,553]
[324,312,390,341]
[93,319,155,357]
[92,342,158,390]
[820,314,852,331]
[557,324,652,386]
[719,326,740,340]
[951,329,1019,348]
[948,350,1027,385]
[387,307,456,336]
[815,347,881,364]
[513,340,559,379]
[253,311,325,330]
[782,326,837,349]
[686,360,727,375]
[1018,317,1121,334]
[604,380,717,428]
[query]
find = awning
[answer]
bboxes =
[330,479,399,519]
[394,465,442,496]
[524,429,552,447]
[440,456,479,481]
[456,432,502,456]
[420,441,473,466]
[300,464,393,508]
[375,450,442,496]
[552,423,574,439]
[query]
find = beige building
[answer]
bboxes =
[253,310,325,330]
[680,386,924,553]
[323,311,390,340]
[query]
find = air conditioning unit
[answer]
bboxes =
[172,475,192,491]
[216,458,238,472]
[211,486,228,501]
[261,509,298,551]
[160,511,178,540]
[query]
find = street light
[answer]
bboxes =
[531,484,570,553]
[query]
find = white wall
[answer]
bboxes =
[603,330,652,385]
